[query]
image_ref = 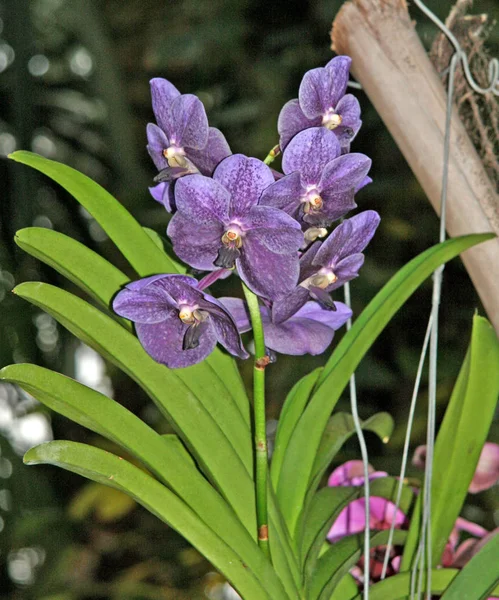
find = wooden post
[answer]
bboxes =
[331,0,499,334]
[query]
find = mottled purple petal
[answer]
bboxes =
[150,78,181,134]
[149,182,175,212]
[299,241,322,280]
[299,57,351,120]
[335,94,362,151]
[259,171,304,218]
[169,94,209,149]
[125,274,195,293]
[237,235,299,300]
[306,190,356,226]
[243,206,303,254]
[174,174,231,223]
[278,99,319,149]
[187,127,232,175]
[324,55,352,93]
[214,155,275,217]
[294,300,352,329]
[327,253,365,290]
[271,285,310,324]
[146,123,169,170]
[356,175,372,192]
[263,301,350,355]
[319,153,372,194]
[167,213,222,271]
[282,127,341,184]
[136,316,216,369]
[200,293,249,359]
[469,443,499,493]
[313,211,380,268]
[218,297,252,333]
[113,287,175,324]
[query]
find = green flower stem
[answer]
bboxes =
[242,283,270,559]
[263,144,281,165]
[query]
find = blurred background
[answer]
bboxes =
[0,0,498,597]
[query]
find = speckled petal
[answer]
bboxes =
[218,297,252,333]
[150,78,181,134]
[213,154,275,217]
[299,57,351,119]
[113,286,176,324]
[271,285,310,324]
[326,253,365,291]
[169,94,209,149]
[149,182,175,213]
[174,174,231,223]
[146,123,169,170]
[243,206,304,254]
[313,211,380,268]
[167,213,223,271]
[263,300,350,355]
[259,171,304,218]
[200,293,249,359]
[319,153,372,194]
[237,235,299,300]
[187,127,232,176]
[136,316,216,369]
[278,99,319,150]
[282,127,341,184]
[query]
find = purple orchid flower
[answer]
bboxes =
[327,460,406,543]
[220,297,351,356]
[260,127,371,228]
[278,56,362,153]
[167,154,304,300]
[147,78,231,212]
[272,210,380,324]
[112,274,248,369]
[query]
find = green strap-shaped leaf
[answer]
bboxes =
[0,363,289,597]
[299,478,413,579]
[348,569,499,600]
[275,233,494,534]
[271,368,322,491]
[12,155,250,431]
[24,441,283,600]
[402,315,499,570]
[15,227,132,327]
[9,151,178,275]
[308,530,407,600]
[13,281,256,533]
[305,412,394,510]
[439,532,499,599]
[328,574,359,600]
[14,230,252,467]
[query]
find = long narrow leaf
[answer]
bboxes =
[309,530,407,600]
[24,441,283,600]
[348,569,499,600]
[275,233,494,534]
[440,532,499,599]
[271,368,322,491]
[13,281,256,532]
[12,155,250,435]
[402,315,499,569]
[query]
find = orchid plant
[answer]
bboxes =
[1,55,499,600]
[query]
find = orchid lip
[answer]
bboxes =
[322,109,343,130]
[301,188,324,214]
[178,304,205,325]
[301,268,338,290]
[304,227,328,243]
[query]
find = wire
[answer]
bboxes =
[344,281,372,598]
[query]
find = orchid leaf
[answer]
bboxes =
[13,281,256,532]
[9,151,178,276]
[11,152,250,431]
[1,364,289,598]
[306,411,394,510]
[271,367,322,491]
[15,227,131,328]
[402,314,499,569]
[275,233,495,535]
[348,569,499,600]
[24,441,286,600]
[328,574,359,600]
[440,531,499,600]
[308,529,407,600]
